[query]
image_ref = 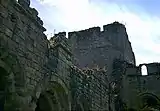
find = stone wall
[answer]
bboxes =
[51,33,110,111]
[70,66,109,110]
[68,22,135,80]
[70,66,90,110]
[121,62,160,110]
[0,0,49,110]
[2,0,160,111]
[48,33,73,110]
[0,0,111,110]
[139,63,160,75]
[68,22,135,67]
[86,68,109,110]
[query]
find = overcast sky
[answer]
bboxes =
[30,0,160,65]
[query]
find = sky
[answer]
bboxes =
[30,0,160,65]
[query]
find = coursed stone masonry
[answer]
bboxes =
[1,0,160,111]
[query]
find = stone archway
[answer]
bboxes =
[139,93,160,110]
[0,58,17,111]
[35,92,56,111]
[0,48,25,110]
[35,81,69,111]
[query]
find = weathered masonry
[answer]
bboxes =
[0,0,160,111]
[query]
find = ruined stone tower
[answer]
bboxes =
[68,22,135,80]
[69,22,135,68]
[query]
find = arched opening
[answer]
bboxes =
[35,93,53,111]
[35,82,69,111]
[140,93,160,110]
[0,67,8,110]
[141,65,148,76]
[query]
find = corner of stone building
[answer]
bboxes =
[49,31,73,61]
[102,21,130,49]
[48,32,73,110]
[103,21,126,31]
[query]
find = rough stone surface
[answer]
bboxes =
[111,60,160,110]
[0,0,160,111]
[68,22,135,79]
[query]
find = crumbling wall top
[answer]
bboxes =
[68,26,101,40]
[103,21,126,32]
[50,32,67,43]
[18,0,30,9]
[49,32,72,55]
[68,21,127,44]
[9,0,46,32]
[54,32,66,38]
[68,22,125,40]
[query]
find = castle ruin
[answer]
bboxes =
[0,0,160,111]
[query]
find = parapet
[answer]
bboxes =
[18,0,30,9]
[68,31,77,39]
[49,32,73,55]
[68,26,101,40]
[87,27,101,33]
[50,32,67,44]
[68,21,128,48]
[69,22,125,39]
[14,0,46,31]
[55,32,66,38]
[103,21,126,32]
[67,21,132,55]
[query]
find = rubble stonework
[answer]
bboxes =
[0,0,160,111]
[68,22,135,80]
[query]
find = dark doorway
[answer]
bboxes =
[141,94,160,110]
[35,94,52,111]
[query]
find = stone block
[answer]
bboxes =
[0,6,8,18]
[7,37,18,52]
[5,27,13,37]
[18,0,30,9]
[27,44,33,52]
